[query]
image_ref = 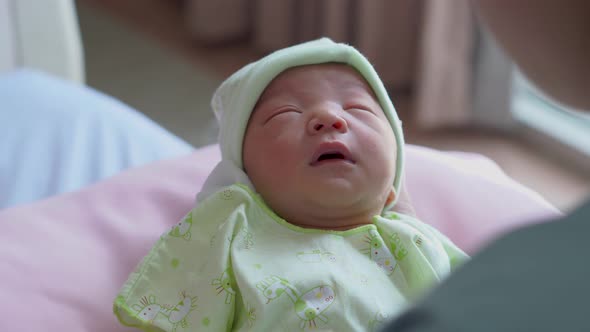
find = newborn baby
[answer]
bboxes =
[114,38,468,332]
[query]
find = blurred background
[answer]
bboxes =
[2,0,588,211]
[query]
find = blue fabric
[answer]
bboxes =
[0,69,193,209]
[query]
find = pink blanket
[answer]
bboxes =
[0,144,559,331]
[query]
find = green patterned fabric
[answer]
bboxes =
[114,184,467,331]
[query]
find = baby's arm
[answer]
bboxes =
[407,217,470,272]
[113,190,245,331]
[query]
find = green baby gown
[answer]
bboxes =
[114,184,467,332]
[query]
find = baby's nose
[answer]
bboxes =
[307,111,348,135]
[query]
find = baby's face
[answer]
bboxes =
[243,64,397,229]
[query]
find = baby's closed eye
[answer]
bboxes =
[344,103,376,115]
[264,106,302,123]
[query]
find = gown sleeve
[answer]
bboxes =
[379,212,470,299]
[113,186,246,332]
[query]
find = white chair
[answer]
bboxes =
[0,0,84,83]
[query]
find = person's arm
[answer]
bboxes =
[473,0,590,110]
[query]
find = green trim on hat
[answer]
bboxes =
[211,38,405,209]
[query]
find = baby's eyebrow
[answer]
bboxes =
[256,88,293,106]
[346,88,380,105]
[341,80,377,94]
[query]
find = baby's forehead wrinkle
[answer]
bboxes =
[265,78,368,102]
[252,63,382,118]
[255,74,303,106]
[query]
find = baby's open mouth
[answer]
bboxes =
[317,152,346,162]
[310,143,355,166]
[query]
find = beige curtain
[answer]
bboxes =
[184,0,481,129]
[185,0,422,90]
[415,0,475,128]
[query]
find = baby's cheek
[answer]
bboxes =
[376,127,398,162]
[369,136,397,180]
[359,131,390,158]
[268,124,300,144]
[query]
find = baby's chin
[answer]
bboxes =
[267,192,385,230]
[317,198,383,219]
[305,187,362,207]
[311,176,377,197]
[275,196,383,231]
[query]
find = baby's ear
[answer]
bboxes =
[390,182,418,217]
[385,188,397,207]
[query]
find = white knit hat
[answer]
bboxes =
[197,38,405,211]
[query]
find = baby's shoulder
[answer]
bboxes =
[375,211,446,243]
